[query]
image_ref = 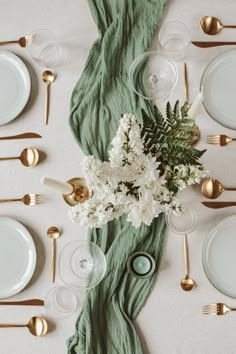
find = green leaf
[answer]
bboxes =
[141,101,206,167]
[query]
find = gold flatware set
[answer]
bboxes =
[206,134,236,146]
[42,70,55,125]
[0,132,42,140]
[0,316,48,337]
[201,178,236,208]
[0,36,28,48]
[202,303,236,315]
[192,16,236,48]
[47,226,61,283]
[0,299,44,306]
[200,16,236,35]
[0,194,43,206]
[0,147,39,167]
[180,234,194,291]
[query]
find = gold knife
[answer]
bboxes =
[0,133,42,140]
[202,202,236,209]
[0,299,44,306]
[192,41,236,48]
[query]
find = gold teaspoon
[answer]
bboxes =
[201,178,236,199]
[200,16,236,35]
[0,36,27,47]
[42,70,55,125]
[181,234,194,291]
[0,316,48,337]
[47,226,61,282]
[0,147,39,167]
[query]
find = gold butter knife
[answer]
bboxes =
[0,299,44,306]
[202,202,236,209]
[0,133,42,140]
[192,41,236,48]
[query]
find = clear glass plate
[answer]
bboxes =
[129,51,178,100]
[201,49,236,130]
[202,214,236,298]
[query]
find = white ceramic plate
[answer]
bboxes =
[0,50,31,125]
[0,217,36,298]
[201,49,236,130]
[202,215,236,298]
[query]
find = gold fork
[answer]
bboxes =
[202,303,236,315]
[206,135,236,146]
[0,194,44,206]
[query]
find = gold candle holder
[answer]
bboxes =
[63,178,91,206]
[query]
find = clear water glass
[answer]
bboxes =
[45,286,79,320]
[158,21,190,61]
[26,29,62,68]
[167,205,198,234]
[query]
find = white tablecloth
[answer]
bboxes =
[0,0,236,353]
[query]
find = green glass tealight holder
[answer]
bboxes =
[127,252,156,279]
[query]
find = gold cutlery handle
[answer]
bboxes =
[184,63,189,103]
[0,133,42,140]
[0,40,18,46]
[0,157,18,161]
[52,238,56,282]
[0,198,21,203]
[224,25,236,29]
[184,234,189,277]
[0,324,25,328]
[192,41,236,48]
[202,202,236,208]
[45,84,50,125]
[0,299,44,306]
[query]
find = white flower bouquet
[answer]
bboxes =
[70,102,207,229]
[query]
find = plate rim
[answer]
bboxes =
[200,48,236,130]
[202,214,236,299]
[0,50,31,125]
[0,216,36,299]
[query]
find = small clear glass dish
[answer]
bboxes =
[167,205,198,234]
[45,286,79,320]
[26,29,63,68]
[129,51,178,100]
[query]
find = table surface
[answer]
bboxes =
[0,0,236,353]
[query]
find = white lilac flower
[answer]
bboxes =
[70,113,206,229]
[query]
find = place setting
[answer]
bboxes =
[2,1,236,353]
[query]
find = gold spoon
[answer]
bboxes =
[47,226,61,282]
[201,178,236,199]
[200,16,236,35]
[0,147,39,167]
[0,36,27,47]
[42,70,55,125]
[0,316,48,336]
[181,234,194,291]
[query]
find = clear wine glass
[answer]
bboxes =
[129,51,178,101]
[58,240,107,289]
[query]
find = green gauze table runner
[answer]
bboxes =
[68,0,166,353]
